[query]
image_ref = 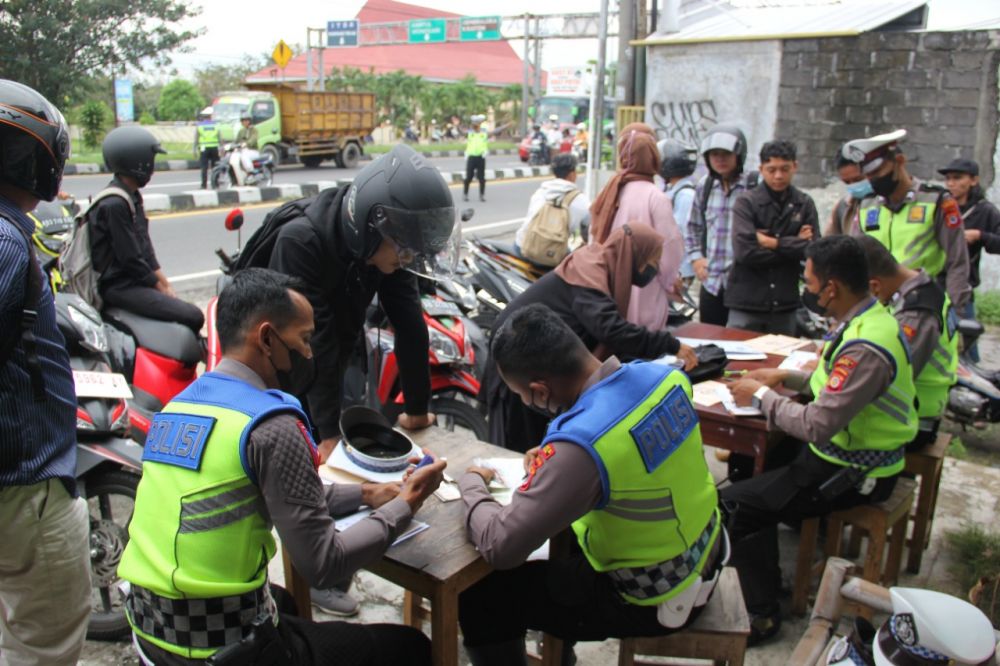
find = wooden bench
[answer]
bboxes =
[903,432,949,573]
[617,567,750,666]
[792,478,917,617]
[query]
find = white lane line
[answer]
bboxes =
[146,181,202,189]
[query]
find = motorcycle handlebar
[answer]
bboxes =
[215,248,233,270]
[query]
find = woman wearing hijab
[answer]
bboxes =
[590,122,685,332]
[482,224,699,451]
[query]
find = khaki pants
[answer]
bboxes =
[0,479,91,666]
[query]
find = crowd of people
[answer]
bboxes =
[3,75,999,666]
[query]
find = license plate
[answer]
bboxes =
[73,371,133,399]
[422,298,462,317]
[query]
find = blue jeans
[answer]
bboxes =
[960,299,979,362]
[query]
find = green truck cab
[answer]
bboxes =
[213,82,376,168]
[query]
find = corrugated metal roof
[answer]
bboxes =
[638,0,928,45]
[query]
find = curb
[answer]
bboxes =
[64,148,519,176]
[146,166,546,213]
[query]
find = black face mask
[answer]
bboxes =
[268,331,316,396]
[802,284,831,317]
[869,167,898,198]
[632,264,659,288]
[525,388,565,418]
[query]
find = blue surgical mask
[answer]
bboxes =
[846,179,874,200]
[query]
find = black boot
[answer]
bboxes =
[466,638,528,666]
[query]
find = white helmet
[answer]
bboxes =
[548,114,559,122]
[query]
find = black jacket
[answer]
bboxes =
[90,178,160,292]
[725,184,819,313]
[267,187,429,440]
[961,192,1000,288]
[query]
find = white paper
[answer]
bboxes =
[692,380,726,407]
[714,385,763,417]
[744,334,813,357]
[334,507,429,546]
[325,441,421,484]
[73,370,133,399]
[778,350,819,372]
[433,483,462,502]
[675,337,768,361]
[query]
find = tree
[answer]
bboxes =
[0,0,200,104]
[194,54,268,101]
[78,100,112,149]
[157,80,204,121]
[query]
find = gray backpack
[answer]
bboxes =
[60,187,135,310]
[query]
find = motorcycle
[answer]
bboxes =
[211,142,275,189]
[528,138,548,166]
[947,319,1000,426]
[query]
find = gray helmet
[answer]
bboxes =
[0,79,70,201]
[699,124,747,177]
[240,112,252,122]
[102,126,166,187]
[657,138,698,179]
[339,143,456,261]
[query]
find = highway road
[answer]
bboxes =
[60,153,527,200]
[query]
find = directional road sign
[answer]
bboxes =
[459,16,501,41]
[272,40,293,68]
[327,20,359,47]
[408,18,446,43]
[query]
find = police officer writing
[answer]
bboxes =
[195,107,220,189]
[843,129,971,310]
[118,268,445,666]
[861,236,957,449]
[723,235,917,646]
[458,304,725,665]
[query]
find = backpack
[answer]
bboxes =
[520,189,582,267]
[60,187,135,310]
[232,196,314,270]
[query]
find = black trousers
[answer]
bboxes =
[137,585,431,666]
[698,285,729,326]
[200,147,220,188]
[719,446,897,617]
[102,284,205,333]
[464,155,486,195]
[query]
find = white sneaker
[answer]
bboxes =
[310,587,360,617]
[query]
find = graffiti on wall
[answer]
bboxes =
[650,99,718,145]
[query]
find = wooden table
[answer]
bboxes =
[288,426,521,666]
[676,322,807,475]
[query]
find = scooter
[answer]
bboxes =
[211,142,275,189]
[947,319,1000,425]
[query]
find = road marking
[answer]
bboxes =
[145,181,201,189]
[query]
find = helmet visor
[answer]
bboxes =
[374,204,456,257]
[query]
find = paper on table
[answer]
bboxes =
[714,385,763,417]
[473,457,526,506]
[325,442,421,484]
[334,508,429,546]
[675,337,768,361]
[744,334,812,357]
[779,350,819,372]
[692,380,726,407]
[433,483,462,502]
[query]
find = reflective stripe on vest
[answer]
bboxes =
[197,123,220,149]
[807,301,917,477]
[118,372,313,659]
[893,282,958,420]
[544,362,719,607]
[859,189,946,277]
[466,130,488,157]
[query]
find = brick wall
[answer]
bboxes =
[775,30,1000,188]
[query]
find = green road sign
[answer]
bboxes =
[408,19,446,43]
[460,16,501,41]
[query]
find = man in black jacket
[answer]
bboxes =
[725,140,819,334]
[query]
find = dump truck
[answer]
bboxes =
[212,82,376,168]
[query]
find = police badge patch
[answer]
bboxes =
[907,205,926,224]
[892,613,918,646]
[942,198,961,229]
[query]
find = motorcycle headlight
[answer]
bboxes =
[429,327,461,363]
[462,326,474,365]
[68,305,109,353]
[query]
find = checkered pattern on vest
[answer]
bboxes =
[126,583,276,649]
[606,512,718,600]
[815,441,904,468]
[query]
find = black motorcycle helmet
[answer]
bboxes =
[102,126,166,187]
[0,79,70,201]
[657,138,698,179]
[339,143,456,262]
[699,123,747,178]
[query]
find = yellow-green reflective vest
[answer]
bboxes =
[466,130,488,157]
[118,372,313,659]
[892,279,958,420]
[808,300,918,477]
[859,187,946,277]
[197,123,220,150]
[544,362,720,607]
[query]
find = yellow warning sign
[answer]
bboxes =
[272,40,293,69]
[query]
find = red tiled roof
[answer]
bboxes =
[247,0,541,88]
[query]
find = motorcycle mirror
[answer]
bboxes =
[461,208,475,222]
[225,208,244,231]
[958,318,984,340]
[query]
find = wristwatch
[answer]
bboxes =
[751,386,770,411]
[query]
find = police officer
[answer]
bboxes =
[860,235,957,450]
[843,129,971,310]
[458,304,725,665]
[195,106,220,189]
[463,113,488,202]
[724,235,917,645]
[118,268,444,666]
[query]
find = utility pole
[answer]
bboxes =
[521,13,530,136]
[585,0,610,201]
[616,0,635,105]
[533,16,542,100]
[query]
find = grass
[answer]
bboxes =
[945,524,1000,624]
[69,140,194,165]
[976,290,1000,326]
[947,436,968,460]
[366,141,517,154]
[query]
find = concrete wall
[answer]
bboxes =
[644,40,783,170]
[775,30,1000,188]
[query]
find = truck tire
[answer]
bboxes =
[262,144,281,167]
[301,156,323,169]
[339,143,361,169]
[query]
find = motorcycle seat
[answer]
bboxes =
[485,239,553,271]
[103,308,202,366]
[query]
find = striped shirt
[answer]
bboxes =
[684,174,750,296]
[0,196,77,495]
